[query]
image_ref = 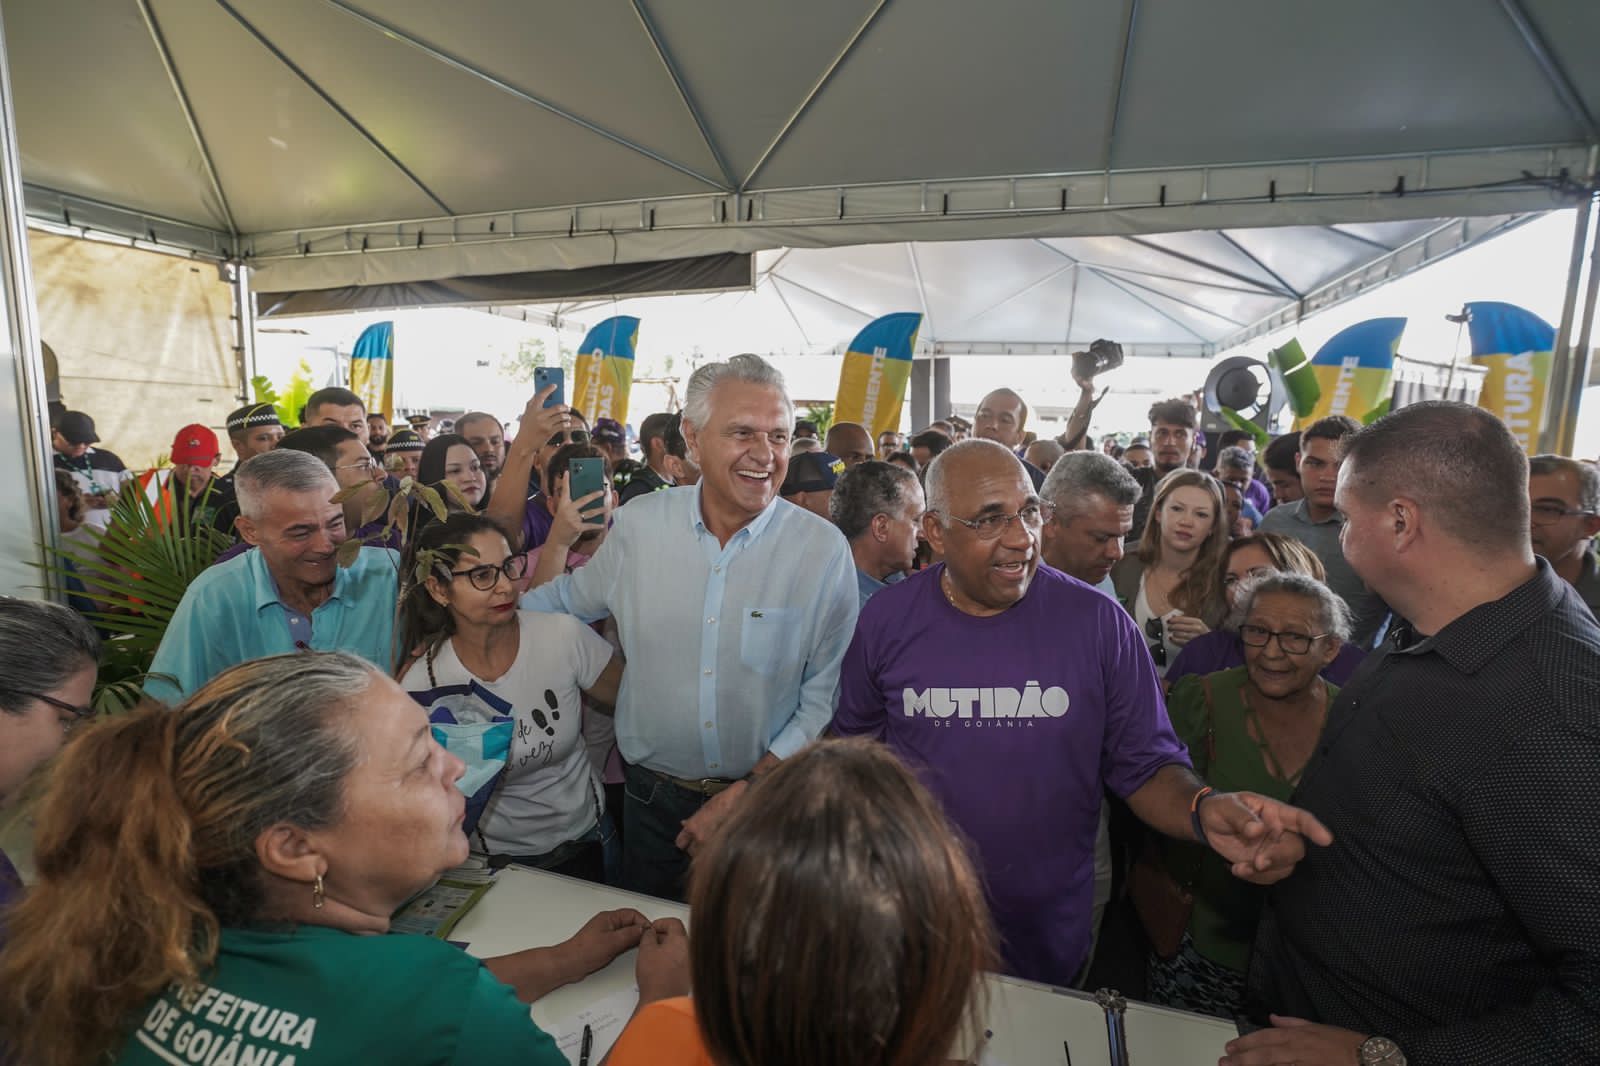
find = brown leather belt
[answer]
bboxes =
[649,766,739,797]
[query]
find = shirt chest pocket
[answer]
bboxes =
[739,607,801,677]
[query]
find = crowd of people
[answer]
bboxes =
[3,353,1597,1065]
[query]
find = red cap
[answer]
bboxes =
[171,424,221,467]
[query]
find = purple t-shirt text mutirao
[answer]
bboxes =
[834,563,1188,985]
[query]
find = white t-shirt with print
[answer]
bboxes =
[400,610,613,856]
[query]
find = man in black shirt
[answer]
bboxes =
[51,410,133,510]
[1228,402,1600,1066]
[617,412,678,505]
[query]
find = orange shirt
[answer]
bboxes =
[607,997,715,1066]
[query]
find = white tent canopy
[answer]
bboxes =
[6,0,1595,297]
[502,215,1532,359]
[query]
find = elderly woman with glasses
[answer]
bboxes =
[0,653,677,1066]
[1135,570,1350,1019]
[0,598,99,928]
[396,513,624,883]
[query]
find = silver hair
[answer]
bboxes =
[1040,451,1141,521]
[1229,570,1353,643]
[235,448,339,521]
[830,460,922,541]
[682,354,793,431]
[924,438,1026,518]
[1216,446,1255,474]
[1530,454,1600,514]
[0,597,100,715]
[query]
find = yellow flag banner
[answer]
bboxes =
[833,312,921,437]
[571,316,639,425]
[1295,318,1404,428]
[1466,301,1554,452]
[348,321,394,421]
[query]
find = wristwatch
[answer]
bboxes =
[1358,1035,1406,1065]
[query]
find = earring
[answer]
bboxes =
[312,873,325,910]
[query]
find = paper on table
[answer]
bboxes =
[545,984,639,1066]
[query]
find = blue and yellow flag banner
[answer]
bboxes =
[1296,318,1405,428]
[572,316,640,425]
[834,312,921,438]
[1466,301,1554,452]
[349,321,394,422]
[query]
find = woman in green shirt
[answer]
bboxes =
[1145,570,1351,1019]
[0,652,688,1066]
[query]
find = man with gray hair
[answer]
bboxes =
[1528,453,1600,615]
[1039,451,1142,595]
[521,353,858,900]
[829,459,925,609]
[145,449,400,702]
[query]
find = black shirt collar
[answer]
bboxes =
[1387,558,1563,674]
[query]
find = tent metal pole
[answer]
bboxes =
[230,262,258,403]
[740,0,892,191]
[319,0,725,193]
[906,244,935,341]
[1556,194,1600,455]
[1218,232,1302,299]
[628,0,736,190]
[910,357,931,431]
[1498,0,1600,144]
[0,8,55,596]
[933,356,951,421]
[138,0,237,236]
[1320,225,1395,253]
[214,0,454,216]
[1088,267,1209,343]
[1121,235,1293,297]
[1541,193,1593,453]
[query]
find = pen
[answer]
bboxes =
[1063,1038,1072,1066]
[578,1023,593,1066]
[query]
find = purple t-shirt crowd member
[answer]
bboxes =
[521,494,555,552]
[834,563,1189,985]
[1166,629,1367,688]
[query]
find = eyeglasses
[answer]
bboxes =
[1143,617,1167,667]
[4,689,96,727]
[335,457,377,472]
[1531,502,1596,527]
[449,553,529,591]
[1238,623,1327,655]
[930,501,1053,540]
[546,430,591,448]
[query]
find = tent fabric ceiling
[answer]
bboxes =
[500,215,1529,360]
[6,0,1597,296]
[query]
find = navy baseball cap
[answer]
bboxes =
[57,411,99,444]
[781,450,845,496]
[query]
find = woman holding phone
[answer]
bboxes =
[395,512,624,883]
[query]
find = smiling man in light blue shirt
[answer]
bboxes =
[146,450,398,702]
[522,354,858,899]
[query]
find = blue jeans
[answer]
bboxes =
[621,763,713,902]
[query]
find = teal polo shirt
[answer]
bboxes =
[146,546,400,702]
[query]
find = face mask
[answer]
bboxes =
[408,679,515,836]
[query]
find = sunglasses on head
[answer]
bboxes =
[1144,617,1168,667]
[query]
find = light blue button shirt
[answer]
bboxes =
[855,566,907,611]
[146,546,400,702]
[520,483,859,779]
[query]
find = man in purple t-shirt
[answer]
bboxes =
[834,440,1334,986]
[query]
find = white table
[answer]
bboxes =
[451,866,1239,1065]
